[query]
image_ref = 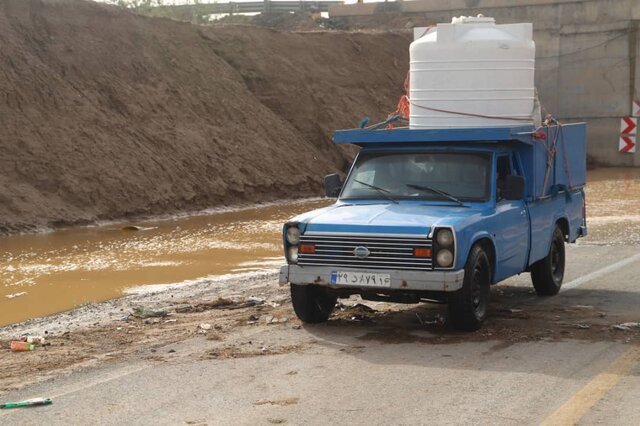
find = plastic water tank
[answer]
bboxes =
[409,16,535,129]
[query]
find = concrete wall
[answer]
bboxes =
[330,0,640,166]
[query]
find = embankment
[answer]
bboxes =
[0,0,410,234]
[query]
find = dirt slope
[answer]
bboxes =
[206,27,411,168]
[0,0,410,234]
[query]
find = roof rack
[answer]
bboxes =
[332,126,538,146]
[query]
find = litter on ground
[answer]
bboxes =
[132,307,168,319]
[0,397,52,409]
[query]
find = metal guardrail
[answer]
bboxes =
[155,1,344,15]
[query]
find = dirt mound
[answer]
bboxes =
[206,27,411,167]
[214,11,433,32]
[0,0,410,234]
[216,11,326,31]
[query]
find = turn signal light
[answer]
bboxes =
[299,244,316,254]
[413,248,432,258]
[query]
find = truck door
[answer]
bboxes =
[494,154,530,280]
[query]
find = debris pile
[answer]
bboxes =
[612,322,640,331]
[9,335,46,352]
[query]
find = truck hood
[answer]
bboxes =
[299,202,486,236]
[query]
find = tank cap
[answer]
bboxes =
[451,15,495,24]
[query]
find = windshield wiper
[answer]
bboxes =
[353,179,399,204]
[405,183,466,207]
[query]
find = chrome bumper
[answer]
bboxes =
[279,265,465,292]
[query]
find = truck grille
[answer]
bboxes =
[298,234,433,271]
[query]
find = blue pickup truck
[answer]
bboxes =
[279,124,587,330]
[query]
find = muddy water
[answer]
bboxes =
[1,169,638,327]
[0,200,330,326]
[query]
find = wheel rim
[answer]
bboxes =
[550,238,564,282]
[471,261,487,317]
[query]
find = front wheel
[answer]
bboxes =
[448,245,491,331]
[290,284,337,323]
[531,225,565,296]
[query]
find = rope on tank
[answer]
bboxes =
[409,101,534,122]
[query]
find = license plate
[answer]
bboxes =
[330,271,391,288]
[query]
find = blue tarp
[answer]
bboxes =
[333,126,537,145]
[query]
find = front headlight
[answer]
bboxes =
[287,246,299,263]
[286,227,300,245]
[433,227,455,268]
[436,229,454,247]
[436,249,454,267]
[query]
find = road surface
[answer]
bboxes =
[1,243,639,425]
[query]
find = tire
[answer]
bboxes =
[290,284,338,324]
[531,225,565,296]
[448,245,491,331]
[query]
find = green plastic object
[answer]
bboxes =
[0,397,52,409]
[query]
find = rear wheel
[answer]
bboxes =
[448,245,491,331]
[290,284,337,323]
[531,225,565,296]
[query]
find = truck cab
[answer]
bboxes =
[280,125,587,330]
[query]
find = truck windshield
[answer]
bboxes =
[341,152,490,203]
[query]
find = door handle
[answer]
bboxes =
[520,210,526,216]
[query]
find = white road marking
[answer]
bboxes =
[561,251,640,292]
[49,365,151,399]
[0,364,151,417]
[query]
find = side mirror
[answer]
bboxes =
[324,174,342,198]
[503,175,525,200]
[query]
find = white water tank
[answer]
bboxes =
[409,16,535,129]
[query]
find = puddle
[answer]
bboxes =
[0,200,330,326]
[0,168,638,327]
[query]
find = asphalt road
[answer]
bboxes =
[1,243,640,425]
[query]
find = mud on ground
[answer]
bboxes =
[2,272,638,394]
